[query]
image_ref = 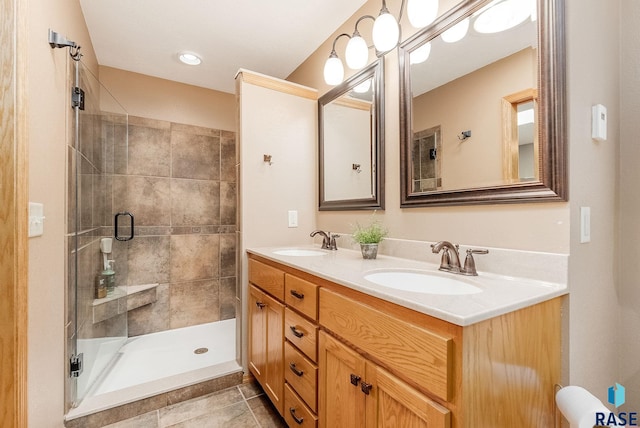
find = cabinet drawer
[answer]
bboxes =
[284,383,318,428]
[248,258,284,300]
[285,308,318,362]
[285,274,319,321]
[285,341,318,412]
[319,288,453,401]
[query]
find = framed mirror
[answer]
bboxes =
[319,59,385,210]
[399,0,566,206]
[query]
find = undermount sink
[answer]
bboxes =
[272,249,327,257]
[364,270,482,295]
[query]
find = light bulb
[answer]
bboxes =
[324,54,344,85]
[407,0,439,29]
[353,79,371,94]
[345,34,369,70]
[441,17,469,43]
[410,42,431,64]
[372,11,400,52]
[178,52,202,65]
[473,0,531,34]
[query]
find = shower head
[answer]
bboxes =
[48,29,77,49]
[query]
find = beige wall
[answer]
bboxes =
[619,0,640,410]
[27,0,97,426]
[98,66,236,131]
[288,0,624,407]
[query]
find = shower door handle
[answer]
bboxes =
[114,212,135,241]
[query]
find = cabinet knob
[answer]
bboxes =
[289,325,305,338]
[350,373,361,386]
[290,289,305,299]
[255,301,266,309]
[289,407,304,425]
[361,381,373,395]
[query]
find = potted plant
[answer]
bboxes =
[352,214,388,259]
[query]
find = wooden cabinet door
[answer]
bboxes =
[248,284,284,415]
[365,363,450,428]
[318,331,366,428]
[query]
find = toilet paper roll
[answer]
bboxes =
[556,385,613,428]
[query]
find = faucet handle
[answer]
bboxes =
[462,248,489,276]
[328,233,340,251]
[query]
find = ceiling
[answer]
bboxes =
[79,0,368,94]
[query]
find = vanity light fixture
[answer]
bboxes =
[323,0,440,85]
[409,41,432,64]
[178,52,202,66]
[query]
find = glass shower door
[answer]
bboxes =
[68,58,129,405]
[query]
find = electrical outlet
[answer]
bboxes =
[580,207,591,243]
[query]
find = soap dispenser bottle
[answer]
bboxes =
[102,260,116,296]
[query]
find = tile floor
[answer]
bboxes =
[104,382,287,428]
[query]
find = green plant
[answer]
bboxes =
[352,214,388,244]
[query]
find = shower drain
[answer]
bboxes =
[194,347,209,355]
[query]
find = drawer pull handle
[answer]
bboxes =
[255,301,266,309]
[350,374,361,386]
[289,326,304,338]
[290,289,305,299]
[289,407,304,425]
[361,381,373,395]
[289,362,304,377]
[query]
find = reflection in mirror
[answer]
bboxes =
[399,0,566,206]
[319,59,384,210]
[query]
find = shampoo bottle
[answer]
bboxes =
[103,260,116,295]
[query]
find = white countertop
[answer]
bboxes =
[247,245,567,326]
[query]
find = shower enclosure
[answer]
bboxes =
[65,56,241,418]
[67,57,130,406]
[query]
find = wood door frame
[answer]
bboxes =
[1,0,29,425]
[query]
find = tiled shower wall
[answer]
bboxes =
[111,116,237,336]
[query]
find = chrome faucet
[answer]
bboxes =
[310,230,340,250]
[431,241,488,276]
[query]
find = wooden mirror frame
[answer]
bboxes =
[399,0,566,207]
[319,59,385,210]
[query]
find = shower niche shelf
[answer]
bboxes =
[92,283,158,324]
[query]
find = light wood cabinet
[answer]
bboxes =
[248,253,561,428]
[319,331,450,428]
[248,284,284,415]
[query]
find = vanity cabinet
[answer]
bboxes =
[247,254,561,428]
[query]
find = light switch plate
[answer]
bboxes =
[29,202,45,237]
[580,206,591,243]
[288,210,298,228]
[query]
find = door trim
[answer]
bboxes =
[0,0,29,425]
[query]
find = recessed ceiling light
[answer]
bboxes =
[178,52,202,66]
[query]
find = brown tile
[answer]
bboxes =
[246,394,287,428]
[126,236,171,286]
[113,175,172,227]
[169,280,220,329]
[127,286,158,311]
[171,122,220,138]
[220,132,236,183]
[103,410,159,428]
[65,393,167,428]
[93,298,120,324]
[171,130,220,180]
[113,121,129,175]
[219,234,236,278]
[163,401,257,428]
[238,381,263,400]
[219,277,236,320]
[128,284,170,336]
[127,124,171,177]
[159,387,244,427]
[129,116,172,129]
[166,371,243,405]
[171,179,220,226]
[219,182,236,226]
[170,234,219,283]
